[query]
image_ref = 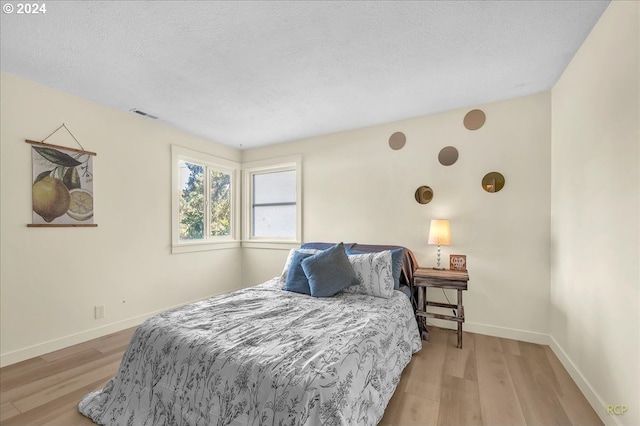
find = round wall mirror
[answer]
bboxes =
[464,109,486,130]
[482,172,505,193]
[414,186,434,204]
[438,146,459,166]
[389,132,406,150]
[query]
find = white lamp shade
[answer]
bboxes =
[428,219,451,245]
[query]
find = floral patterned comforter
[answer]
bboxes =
[78,278,421,425]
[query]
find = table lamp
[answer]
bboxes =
[428,219,451,270]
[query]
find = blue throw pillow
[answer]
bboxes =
[283,251,315,295]
[390,248,404,290]
[346,248,404,290]
[302,243,358,297]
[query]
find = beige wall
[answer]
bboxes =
[0,72,243,367]
[550,2,639,425]
[243,92,552,343]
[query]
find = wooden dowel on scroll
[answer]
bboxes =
[25,139,97,156]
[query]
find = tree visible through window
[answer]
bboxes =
[179,162,204,239]
[179,161,231,240]
[172,145,239,253]
[209,170,230,236]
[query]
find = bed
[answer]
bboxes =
[79,243,421,425]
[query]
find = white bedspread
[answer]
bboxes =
[79,278,421,425]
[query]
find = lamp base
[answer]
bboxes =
[433,244,445,271]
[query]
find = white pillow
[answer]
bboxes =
[280,248,321,284]
[343,250,395,298]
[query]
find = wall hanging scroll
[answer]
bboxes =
[26,124,97,227]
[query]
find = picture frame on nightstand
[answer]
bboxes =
[450,254,467,271]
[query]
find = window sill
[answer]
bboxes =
[172,240,241,254]
[241,240,300,250]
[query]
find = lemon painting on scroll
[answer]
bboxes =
[31,145,94,224]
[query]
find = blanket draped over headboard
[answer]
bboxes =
[300,242,419,307]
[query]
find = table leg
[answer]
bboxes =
[417,286,430,340]
[457,289,463,348]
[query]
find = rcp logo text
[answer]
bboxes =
[607,404,627,415]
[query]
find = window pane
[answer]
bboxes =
[253,205,296,238]
[210,170,231,236]
[179,160,204,240]
[253,170,296,204]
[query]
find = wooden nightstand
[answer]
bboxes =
[414,268,469,348]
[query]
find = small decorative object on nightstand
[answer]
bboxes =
[413,267,469,348]
[450,254,467,271]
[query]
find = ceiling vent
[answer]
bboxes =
[130,108,158,120]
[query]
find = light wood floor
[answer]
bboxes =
[380,327,602,426]
[0,326,602,426]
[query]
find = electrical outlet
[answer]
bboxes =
[94,305,105,319]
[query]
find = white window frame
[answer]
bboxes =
[171,145,240,253]
[242,155,302,248]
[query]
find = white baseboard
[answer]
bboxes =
[1,312,152,368]
[427,319,551,345]
[0,287,242,368]
[548,335,617,426]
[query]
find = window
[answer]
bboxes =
[243,156,301,246]
[172,146,240,253]
[252,170,296,238]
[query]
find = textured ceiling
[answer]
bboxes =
[0,1,609,149]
